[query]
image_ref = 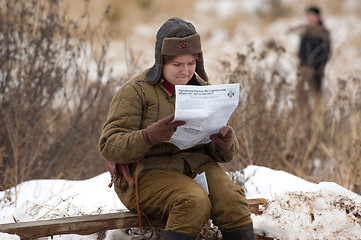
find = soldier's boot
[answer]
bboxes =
[222,223,255,240]
[163,231,196,240]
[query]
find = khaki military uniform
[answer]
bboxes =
[99,71,252,236]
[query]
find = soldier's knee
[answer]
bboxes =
[176,186,211,217]
[166,185,211,235]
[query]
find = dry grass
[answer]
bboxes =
[1,0,360,197]
[61,0,197,39]
[255,0,294,21]
[0,0,116,192]
[220,41,361,194]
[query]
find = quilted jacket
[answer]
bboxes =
[99,70,239,174]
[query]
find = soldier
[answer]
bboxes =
[99,18,254,240]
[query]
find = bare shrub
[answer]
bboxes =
[0,0,116,192]
[222,40,361,194]
[255,0,294,21]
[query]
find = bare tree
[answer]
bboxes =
[0,0,115,193]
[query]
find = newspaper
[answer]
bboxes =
[168,83,239,150]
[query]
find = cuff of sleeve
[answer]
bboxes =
[217,144,235,159]
[142,129,153,146]
[212,141,236,163]
[139,129,153,147]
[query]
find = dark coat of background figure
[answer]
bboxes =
[298,6,331,93]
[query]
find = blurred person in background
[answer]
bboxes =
[298,6,331,94]
[99,18,254,240]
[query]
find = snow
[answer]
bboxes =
[244,166,361,239]
[1,165,360,240]
[0,173,124,224]
[253,191,361,239]
[243,165,318,199]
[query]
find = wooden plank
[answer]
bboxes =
[0,212,164,240]
[247,198,267,214]
[0,198,266,240]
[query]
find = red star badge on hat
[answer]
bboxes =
[180,43,187,49]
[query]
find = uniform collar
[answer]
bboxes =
[159,78,175,96]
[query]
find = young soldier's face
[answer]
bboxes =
[162,54,197,85]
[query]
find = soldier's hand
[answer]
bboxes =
[142,114,186,145]
[210,126,234,151]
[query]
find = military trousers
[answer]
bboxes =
[114,161,252,236]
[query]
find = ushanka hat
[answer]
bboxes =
[145,17,208,84]
[306,6,321,15]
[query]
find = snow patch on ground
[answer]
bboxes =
[0,173,124,224]
[1,165,360,239]
[253,190,361,239]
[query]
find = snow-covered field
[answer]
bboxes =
[1,165,360,240]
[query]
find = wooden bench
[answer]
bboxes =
[0,198,267,240]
